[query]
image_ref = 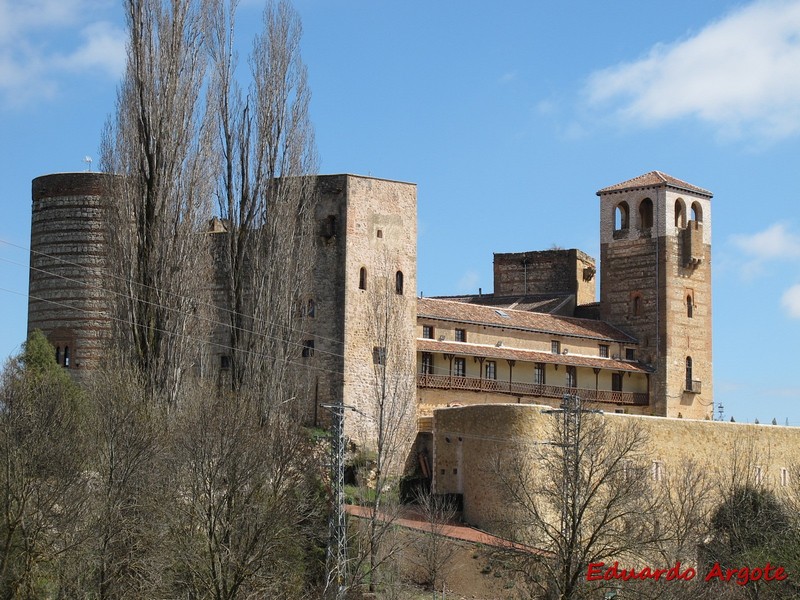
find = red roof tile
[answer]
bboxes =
[418,297,636,343]
[597,171,712,198]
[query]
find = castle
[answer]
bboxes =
[29,169,800,535]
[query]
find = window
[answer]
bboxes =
[625,348,635,361]
[690,201,703,223]
[781,468,790,487]
[685,356,693,390]
[631,293,642,316]
[455,328,466,342]
[302,340,315,358]
[220,355,231,370]
[639,198,653,229]
[359,267,367,290]
[421,352,434,374]
[422,325,434,339]
[376,229,383,238]
[63,346,70,368]
[652,461,664,482]
[599,344,609,358]
[395,270,404,295]
[551,340,561,355]
[614,202,630,230]
[372,346,386,366]
[322,214,337,240]
[566,366,577,388]
[55,346,61,365]
[454,357,466,377]
[686,295,693,318]
[675,198,686,228]
[612,373,623,392]
[754,466,764,485]
[534,363,546,385]
[307,299,315,318]
[485,361,496,380]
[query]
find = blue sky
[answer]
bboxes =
[1,0,799,424]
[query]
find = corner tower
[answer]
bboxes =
[598,171,712,419]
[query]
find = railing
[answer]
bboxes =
[417,373,648,406]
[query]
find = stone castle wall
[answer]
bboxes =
[493,249,596,306]
[433,404,800,532]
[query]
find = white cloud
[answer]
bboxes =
[0,0,123,107]
[730,222,800,260]
[781,284,800,317]
[585,0,800,142]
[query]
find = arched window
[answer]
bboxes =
[614,202,630,231]
[685,356,693,389]
[631,292,643,317]
[674,199,686,228]
[690,202,703,223]
[64,346,70,368]
[359,267,367,290]
[687,295,693,318]
[395,270,404,295]
[639,198,654,230]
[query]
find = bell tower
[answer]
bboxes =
[597,171,713,419]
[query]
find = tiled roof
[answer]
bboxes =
[597,171,712,198]
[418,297,636,343]
[417,339,650,374]
[431,293,573,314]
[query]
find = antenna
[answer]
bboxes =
[83,156,92,172]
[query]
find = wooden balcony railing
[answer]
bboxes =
[417,373,649,406]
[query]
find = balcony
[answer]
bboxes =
[417,373,649,406]
[685,379,702,394]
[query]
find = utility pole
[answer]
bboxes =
[542,394,603,600]
[321,403,358,600]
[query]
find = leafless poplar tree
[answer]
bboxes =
[207,0,317,412]
[346,264,417,594]
[100,0,214,405]
[492,401,661,600]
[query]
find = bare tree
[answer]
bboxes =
[207,0,317,413]
[0,331,92,598]
[345,263,417,595]
[167,388,327,599]
[409,489,458,592]
[100,0,214,405]
[491,398,661,600]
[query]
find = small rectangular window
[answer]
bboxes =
[599,344,609,358]
[454,357,466,377]
[652,461,663,482]
[220,355,231,370]
[625,348,635,361]
[421,352,434,374]
[551,340,561,355]
[372,346,386,366]
[302,340,315,358]
[781,468,789,487]
[534,363,546,385]
[485,360,496,380]
[612,373,623,392]
[455,328,466,342]
[422,325,434,339]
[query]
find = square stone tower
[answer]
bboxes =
[598,171,713,419]
[308,175,418,443]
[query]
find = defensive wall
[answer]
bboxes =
[432,403,800,532]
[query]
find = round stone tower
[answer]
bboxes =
[28,172,115,376]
